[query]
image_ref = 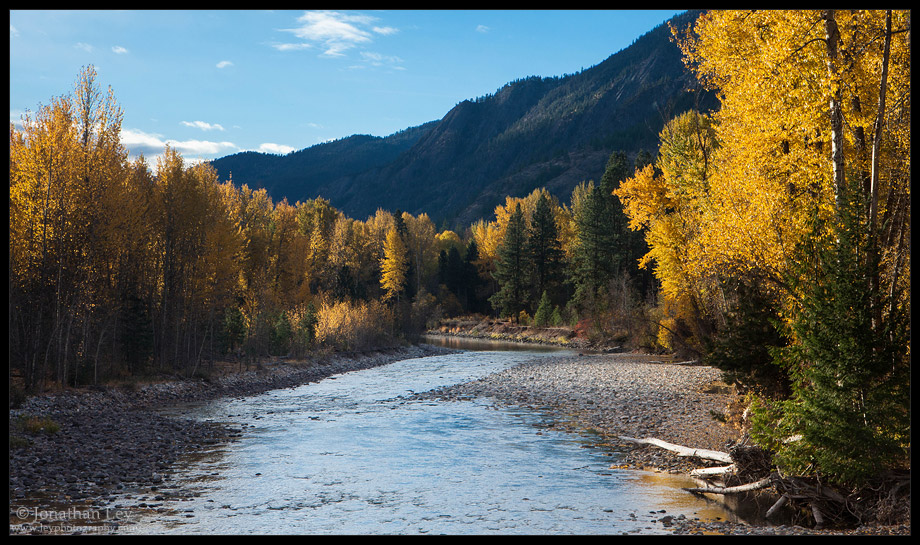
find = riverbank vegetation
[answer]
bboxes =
[8,9,909,526]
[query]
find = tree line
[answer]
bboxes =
[9,66,652,395]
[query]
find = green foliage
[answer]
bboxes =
[533,291,554,326]
[17,414,61,435]
[526,193,566,309]
[750,181,911,486]
[269,311,293,356]
[570,151,636,310]
[222,306,247,355]
[490,204,530,321]
[703,281,790,397]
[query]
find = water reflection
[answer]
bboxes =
[421,334,570,353]
[123,349,740,534]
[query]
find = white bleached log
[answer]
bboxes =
[683,475,774,495]
[619,436,733,464]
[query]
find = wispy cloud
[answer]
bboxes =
[181,120,225,131]
[476,24,490,33]
[112,45,128,54]
[272,42,312,52]
[277,10,398,58]
[75,42,94,52]
[10,24,19,37]
[360,51,405,70]
[216,60,233,69]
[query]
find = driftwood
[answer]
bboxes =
[683,475,774,495]
[618,435,904,529]
[618,436,733,464]
[690,465,736,478]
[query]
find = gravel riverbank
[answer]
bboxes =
[417,349,910,536]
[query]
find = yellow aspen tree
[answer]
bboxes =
[615,110,720,351]
[380,226,409,303]
[673,10,910,308]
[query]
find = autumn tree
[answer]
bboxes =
[380,226,409,304]
[670,9,911,487]
[615,110,720,354]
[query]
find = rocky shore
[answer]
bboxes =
[416,350,910,536]
[8,343,456,534]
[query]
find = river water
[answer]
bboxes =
[121,340,740,534]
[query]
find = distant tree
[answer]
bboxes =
[490,204,529,322]
[380,226,409,304]
[570,151,629,308]
[533,291,554,326]
[526,192,566,310]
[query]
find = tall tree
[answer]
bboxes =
[570,151,630,309]
[615,110,720,352]
[380,226,409,304]
[526,191,566,309]
[490,204,529,322]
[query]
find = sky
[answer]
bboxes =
[10,10,683,166]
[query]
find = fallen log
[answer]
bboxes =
[765,495,789,519]
[690,464,736,478]
[683,475,774,495]
[618,436,733,464]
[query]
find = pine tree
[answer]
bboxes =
[571,151,629,307]
[751,178,910,486]
[490,204,529,321]
[526,192,566,310]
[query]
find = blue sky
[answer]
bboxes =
[10,10,682,166]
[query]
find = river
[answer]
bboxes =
[119,340,741,534]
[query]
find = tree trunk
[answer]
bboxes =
[823,10,845,212]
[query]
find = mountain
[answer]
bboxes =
[210,10,716,228]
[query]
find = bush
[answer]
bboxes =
[314,298,394,351]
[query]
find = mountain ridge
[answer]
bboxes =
[210,10,715,228]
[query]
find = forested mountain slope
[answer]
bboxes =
[211,10,715,227]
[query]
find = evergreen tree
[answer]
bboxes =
[533,291,553,326]
[526,192,566,310]
[490,204,529,322]
[751,179,911,486]
[571,151,630,307]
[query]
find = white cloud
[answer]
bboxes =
[182,120,225,131]
[121,128,237,159]
[112,45,129,54]
[169,139,237,157]
[258,143,296,155]
[75,42,94,52]
[10,24,19,37]
[121,128,168,156]
[476,25,490,33]
[216,60,233,69]
[279,10,396,57]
